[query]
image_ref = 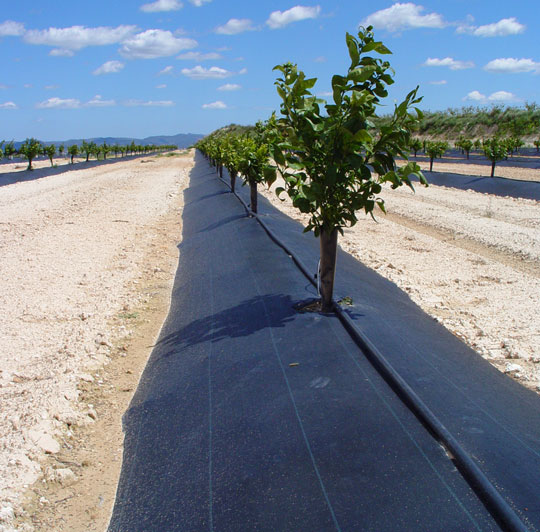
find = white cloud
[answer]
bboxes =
[457,17,525,37]
[484,58,540,74]
[361,3,445,32]
[217,83,241,91]
[177,51,221,60]
[124,99,174,106]
[267,6,321,29]
[44,84,59,90]
[86,95,116,107]
[189,0,211,5]
[314,56,327,63]
[36,97,81,109]
[140,0,183,12]
[156,84,167,88]
[202,100,227,109]
[24,25,137,51]
[159,65,174,75]
[429,80,447,85]
[0,20,25,36]
[423,57,474,70]
[120,29,197,59]
[93,60,125,75]
[463,90,519,102]
[488,90,518,102]
[0,84,7,89]
[215,18,256,35]
[464,90,485,101]
[181,65,233,79]
[0,101,17,109]
[50,48,75,57]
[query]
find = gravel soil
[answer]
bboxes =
[0,152,193,531]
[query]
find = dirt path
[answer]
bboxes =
[0,152,194,531]
[259,166,540,393]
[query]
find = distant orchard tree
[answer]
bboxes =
[45,144,56,166]
[19,138,43,170]
[58,144,65,157]
[410,138,422,157]
[101,142,110,160]
[425,141,448,171]
[4,141,15,159]
[81,140,92,162]
[68,144,79,164]
[461,139,473,159]
[483,138,508,177]
[534,139,540,153]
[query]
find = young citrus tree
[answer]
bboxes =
[45,144,56,167]
[19,138,43,170]
[483,138,508,177]
[271,26,425,311]
[410,138,422,157]
[534,139,540,153]
[425,141,447,171]
[222,135,243,192]
[461,139,473,159]
[4,141,16,159]
[68,144,79,164]
[237,134,276,214]
[81,140,92,162]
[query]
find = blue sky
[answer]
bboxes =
[1,1,538,141]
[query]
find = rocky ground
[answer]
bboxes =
[0,152,538,531]
[0,152,193,531]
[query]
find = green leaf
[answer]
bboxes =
[346,32,360,67]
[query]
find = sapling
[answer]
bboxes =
[68,144,79,164]
[45,144,56,166]
[271,27,426,311]
[18,138,43,170]
[483,138,508,177]
[425,141,447,171]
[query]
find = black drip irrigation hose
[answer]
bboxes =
[205,157,531,532]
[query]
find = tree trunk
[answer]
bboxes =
[319,228,338,313]
[250,182,257,214]
[219,165,223,178]
[230,171,236,193]
[429,157,434,172]
[491,161,496,177]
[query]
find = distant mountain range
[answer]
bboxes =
[12,133,204,150]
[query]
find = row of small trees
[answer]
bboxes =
[198,26,426,311]
[411,136,524,176]
[0,139,177,170]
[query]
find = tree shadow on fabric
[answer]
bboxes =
[154,293,298,360]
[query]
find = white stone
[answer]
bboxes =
[504,363,523,375]
[0,506,14,522]
[29,430,60,454]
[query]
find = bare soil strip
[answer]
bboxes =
[1,152,193,531]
